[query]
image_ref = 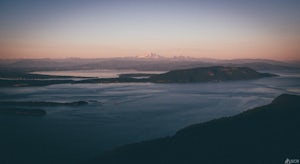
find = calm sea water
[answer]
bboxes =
[0,69,299,164]
[31,69,165,78]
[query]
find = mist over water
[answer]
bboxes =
[0,70,299,164]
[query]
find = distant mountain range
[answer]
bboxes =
[0,54,299,72]
[89,94,300,164]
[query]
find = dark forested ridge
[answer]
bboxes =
[89,94,300,164]
[149,66,276,83]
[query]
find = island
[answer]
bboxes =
[0,66,277,87]
[89,94,300,164]
[0,108,46,116]
[0,100,89,107]
[149,66,276,83]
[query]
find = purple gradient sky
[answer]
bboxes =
[0,0,300,60]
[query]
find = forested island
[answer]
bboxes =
[149,66,276,83]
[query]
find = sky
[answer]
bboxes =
[0,0,300,61]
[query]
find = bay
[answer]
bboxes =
[0,69,299,164]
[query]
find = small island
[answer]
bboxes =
[0,108,46,116]
[0,100,88,107]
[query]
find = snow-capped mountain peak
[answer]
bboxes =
[135,53,164,59]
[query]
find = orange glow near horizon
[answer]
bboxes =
[1,35,299,61]
[0,1,300,61]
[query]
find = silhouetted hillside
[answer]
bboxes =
[149,66,276,83]
[90,94,300,164]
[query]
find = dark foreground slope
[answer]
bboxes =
[149,66,276,83]
[90,94,300,164]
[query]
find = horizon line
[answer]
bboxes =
[0,56,298,62]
